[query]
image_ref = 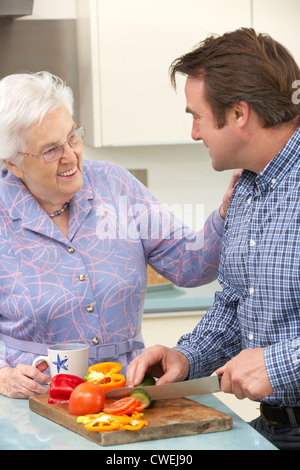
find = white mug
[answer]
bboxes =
[32,343,89,379]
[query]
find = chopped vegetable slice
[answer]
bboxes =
[135,402,148,412]
[84,362,126,393]
[103,396,137,414]
[86,362,122,375]
[76,410,148,432]
[119,420,148,431]
[85,421,119,432]
[129,388,152,408]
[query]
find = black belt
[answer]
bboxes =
[260,403,300,428]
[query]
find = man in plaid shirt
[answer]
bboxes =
[127,28,300,449]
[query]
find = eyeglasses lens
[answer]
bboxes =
[43,126,85,163]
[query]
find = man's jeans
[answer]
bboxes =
[249,416,300,450]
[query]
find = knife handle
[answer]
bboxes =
[217,375,222,387]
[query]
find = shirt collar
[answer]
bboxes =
[236,125,300,197]
[254,125,300,193]
[0,160,93,241]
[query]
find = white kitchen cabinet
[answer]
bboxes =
[76,0,251,147]
[252,0,300,66]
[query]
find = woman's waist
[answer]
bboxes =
[0,331,144,362]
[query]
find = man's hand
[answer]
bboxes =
[216,348,273,400]
[126,345,190,387]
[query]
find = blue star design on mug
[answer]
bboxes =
[52,354,69,373]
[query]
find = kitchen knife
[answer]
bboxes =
[105,375,222,400]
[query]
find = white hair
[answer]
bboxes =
[0,71,74,170]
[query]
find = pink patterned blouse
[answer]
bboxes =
[0,160,223,373]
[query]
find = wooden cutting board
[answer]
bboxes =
[29,394,233,446]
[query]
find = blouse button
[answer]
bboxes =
[92,337,99,345]
[86,305,94,313]
[68,246,75,254]
[78,274,86,281]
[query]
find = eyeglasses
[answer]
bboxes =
[18,125,86,164]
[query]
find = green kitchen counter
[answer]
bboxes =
[144,281,220,313]
[0,392,276,450]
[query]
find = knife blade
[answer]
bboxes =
[105,375,222,400]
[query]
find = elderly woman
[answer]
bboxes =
[0,72,236,399]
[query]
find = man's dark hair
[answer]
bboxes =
[170,28,300,128]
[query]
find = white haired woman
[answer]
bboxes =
[0,72,238,398]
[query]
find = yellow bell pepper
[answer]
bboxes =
[84,361,126,393]
[77,410,148,432]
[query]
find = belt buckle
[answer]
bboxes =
[95,343,117,361]
[260,404,300,428]
[260,403,280,426]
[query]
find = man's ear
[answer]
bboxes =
[233,101,250,128]
[3,159,24,178]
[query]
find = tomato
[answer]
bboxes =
[135,402,147,412]
[68,382,105,416]
[118,402,138,415]
[103,396,137,415]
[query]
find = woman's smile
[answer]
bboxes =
[57,166,78,178]
[8,106,84,214]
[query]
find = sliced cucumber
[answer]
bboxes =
[130,388,152,408]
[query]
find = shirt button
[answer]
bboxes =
[249,240,256,247]
[271,178,276,184]
[86,305,94,313]
[68,246,75,254]
[92,337,99,345]
[78,274,86,281]
[249,333,254,341]
[247,197,252,205]
[249,287,254,295]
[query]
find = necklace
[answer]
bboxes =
[47,201,70,218]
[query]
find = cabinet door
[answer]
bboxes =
[77,0,251,147]
[252,0,300,65]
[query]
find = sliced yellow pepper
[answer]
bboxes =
[119,420,148,431]
[77,410,148,432]
[85,362,126,393]
[85,421,119,432]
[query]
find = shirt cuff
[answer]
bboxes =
[212,208,225,236]
[264,338,300,392]
[173,345,202,380]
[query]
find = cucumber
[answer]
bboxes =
[139,375,156,386]
[129,388,152,408]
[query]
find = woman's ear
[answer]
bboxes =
[3,160,24,178]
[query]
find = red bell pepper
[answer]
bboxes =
[48,374,85,404]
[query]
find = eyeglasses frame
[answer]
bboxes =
[17,124,86,164]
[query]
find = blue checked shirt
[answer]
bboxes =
[175,126,300,407]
